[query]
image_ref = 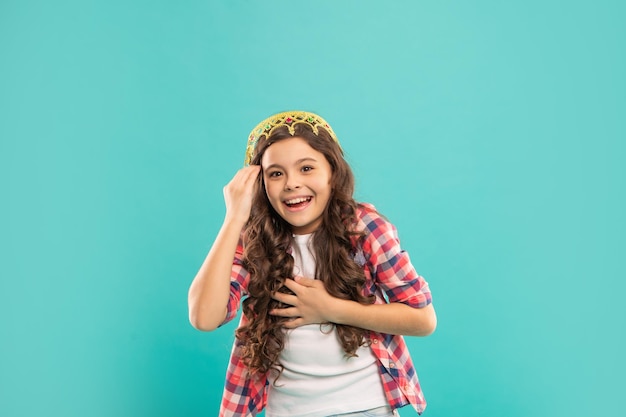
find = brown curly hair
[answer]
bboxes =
[235,122,375,377]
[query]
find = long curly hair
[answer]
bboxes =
[235,122,375,377]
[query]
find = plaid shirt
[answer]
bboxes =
[218,203,432,416]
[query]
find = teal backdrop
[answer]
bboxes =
[1,1,624,416]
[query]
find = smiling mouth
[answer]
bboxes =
[284,196,312,209]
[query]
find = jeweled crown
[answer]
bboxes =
[244,111,339,166]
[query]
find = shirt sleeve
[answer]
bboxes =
[220,238,250,327]
[361,205,432,309]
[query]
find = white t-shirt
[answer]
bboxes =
[265,233,388,417]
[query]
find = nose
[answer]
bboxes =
[284,175,301,191]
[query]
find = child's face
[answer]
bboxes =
[261,137,333,235]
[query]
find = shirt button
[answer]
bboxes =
[372,339,378,344]
[389,362,396,368]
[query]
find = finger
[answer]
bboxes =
[225,172,246,194]
[282,318,304,329]
[272,291,298,306]
[282,278,305,293]
[270,307,299,317]
[293,276,316,287]
[225,166,261,199]
[242,165,261,181]
[241,166,261,191]
[230,165,260,186]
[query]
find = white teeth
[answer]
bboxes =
[285,197,311,205]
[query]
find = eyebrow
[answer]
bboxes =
[264,157,318,171]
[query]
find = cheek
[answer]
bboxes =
[325,175,334,191]
[264,181,279,202]
[317,180,333,199]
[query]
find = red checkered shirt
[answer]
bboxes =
[218,203,433,416]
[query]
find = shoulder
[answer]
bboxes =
[354,202,405,258]
[355,202,396,234]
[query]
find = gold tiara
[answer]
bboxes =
[244,111,339,166]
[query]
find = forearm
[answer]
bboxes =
[187,216,245,331]
[332,301,437,336]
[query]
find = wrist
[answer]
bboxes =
[330,298,359,326]
[221,215,248,235]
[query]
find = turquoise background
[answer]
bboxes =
[1,1,624,416]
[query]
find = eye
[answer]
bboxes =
[301,165,313,173]
[268,171,282,178]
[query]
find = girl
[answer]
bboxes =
[188,111,436,417]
